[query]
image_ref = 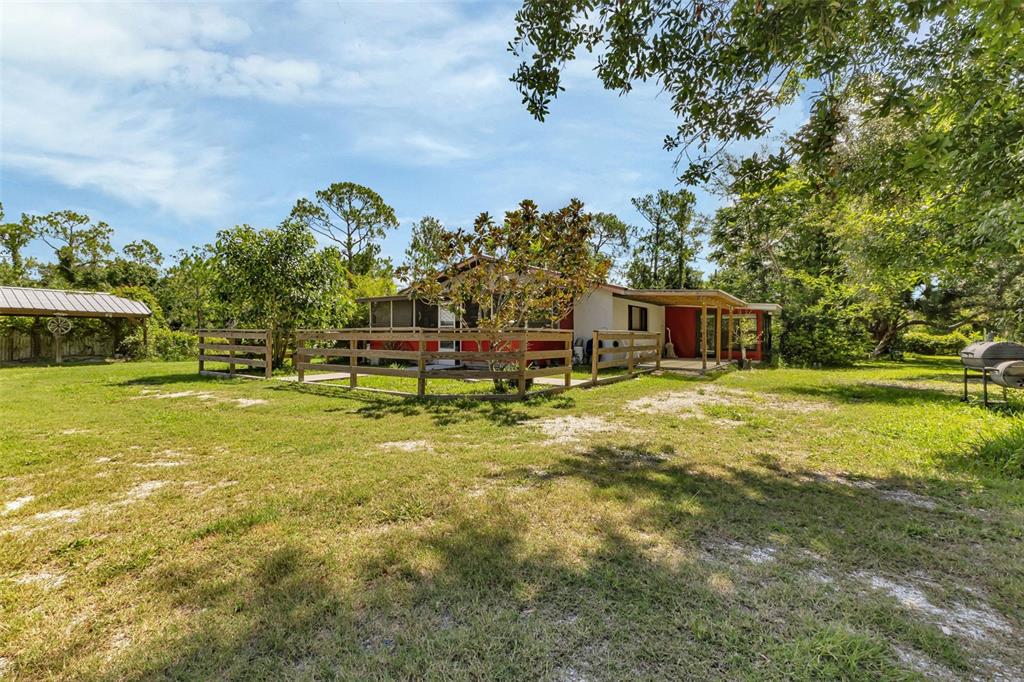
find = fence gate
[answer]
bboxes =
[196,329,272,379]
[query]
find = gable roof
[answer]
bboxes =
[0,286,152,319]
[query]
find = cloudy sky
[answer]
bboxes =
[1,1,807,276]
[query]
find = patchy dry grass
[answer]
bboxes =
[0,357,1022,680]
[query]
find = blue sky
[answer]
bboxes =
[1,1,808,281]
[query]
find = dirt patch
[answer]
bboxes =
[59,428,90,435]
[704,540,778,565]
[132,390,216,401]
[3,495,34,514]
[893,646,957,681]
[801,472,940,510]
[856,572,1013,642]
[114,481,168,506]
[527,415,633,444]
[232,398,267,407]
[13,569,66,590]
[33,508,84,523]
[627,385,830,420]
[379,440,433,453]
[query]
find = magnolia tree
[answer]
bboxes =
[400,199,609,389]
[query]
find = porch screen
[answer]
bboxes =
[370,301,391,328]
[392,300,413,327]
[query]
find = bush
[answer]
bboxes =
[120,325,197,361]
[902,328,974,355]
[779,275,869,366]
[972,418,1024,478]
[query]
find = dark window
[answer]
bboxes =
[628,305,648,332]
[463,301,480,328]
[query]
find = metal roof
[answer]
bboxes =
[614,289,748,308]
[0,286,152,319]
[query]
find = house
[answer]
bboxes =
[358,269,780,368]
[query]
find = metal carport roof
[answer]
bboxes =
[0,286,152,319]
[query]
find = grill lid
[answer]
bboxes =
[960,341,1024,369]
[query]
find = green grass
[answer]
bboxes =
[1,357,1022,680]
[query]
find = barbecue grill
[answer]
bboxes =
[959,341,1024,405]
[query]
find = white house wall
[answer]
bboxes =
[612,297,664,335]
[572,289,614,341]
[573,290,665,341]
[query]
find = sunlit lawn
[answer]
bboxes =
[1,357,1021,680]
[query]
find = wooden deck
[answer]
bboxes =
[641,358,732,373]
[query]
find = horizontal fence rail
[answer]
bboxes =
[590,330,662,383]
[196,329,272,379]
[294,327,573,399]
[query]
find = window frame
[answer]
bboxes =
[627,304,649,332]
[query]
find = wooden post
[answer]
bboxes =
[416,335,426,397]
[591,331,599,384]
[517,332,527,398]
[142,321,148,357]
[627,334,635,376]
[228,337,235,376]
[701,300,708,373]
[198,332,204,373]
[295,334,305,383]
[656,332,663,371]
[349,338,358,388]
[715,303,722,368]
[727,307,734,363]
[53,330,62,364]
[564,334,572,388]
[264,329,273,379]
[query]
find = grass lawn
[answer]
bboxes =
[1,357,1022,680]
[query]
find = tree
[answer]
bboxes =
[0,204,36,284]
[402,216,450,276]
[159,247,219,330]
[587,212,631,274]
[107,239,164,288]
[212,221,353,366]
[400,199,609,389]
[626,189,700,289]
[288,182,398,276]
[29,210,113,287]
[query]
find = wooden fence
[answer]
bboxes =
[197,329,272,379]
[1,331,115,363]
[590,330,662,382]
[294,327,573,399]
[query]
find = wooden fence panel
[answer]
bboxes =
[196,329,272,379]
[590,330,662,383]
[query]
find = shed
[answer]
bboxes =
[0,286,152,363]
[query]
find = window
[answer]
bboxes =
[720,314,758,351]
[628,305,648,332]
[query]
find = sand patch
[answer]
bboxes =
[627,385,829,421]
[801,472,940,510]
[893,646,957,681]
[114,481,168,506]
[528,415,632,444]
[14,569,66,590]
[379,440,432,453]
[59,428,90,435]
[856,572,1012,642]
[705,540,778,565]
[132,390,215,401]
[3,495,34,515]
[232,398,267,407]
[95,456,114,464]
[134,460,184,468]
[33,508,84,523]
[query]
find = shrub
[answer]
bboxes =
[902,328,974,355]
[120,325,197,361]
[972,418,1024,479]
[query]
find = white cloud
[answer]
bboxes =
[1,69,229,219]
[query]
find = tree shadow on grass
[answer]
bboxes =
[271,379,577,427]
[111,441,1023,680]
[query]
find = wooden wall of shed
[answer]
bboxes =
[1,330,115,362]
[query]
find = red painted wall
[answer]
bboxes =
[662,306,763,361]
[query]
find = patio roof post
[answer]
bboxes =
[727,306,734,363]
[715,302,722,367]
[701,299,708,373]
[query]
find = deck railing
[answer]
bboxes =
[590,329,662,383]
[293,327,573,399]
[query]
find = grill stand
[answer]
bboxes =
[961,366,1009,407]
